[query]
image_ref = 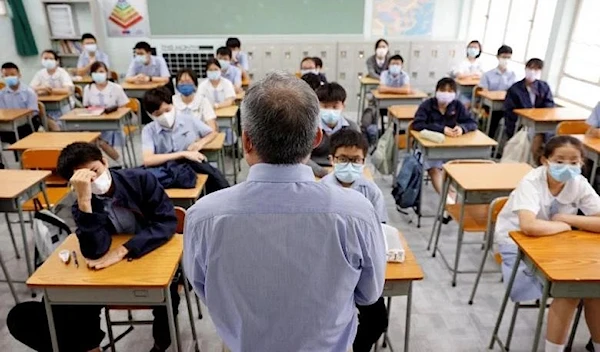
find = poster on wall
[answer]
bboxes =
[101,0,150,37]
[371,0,435,36]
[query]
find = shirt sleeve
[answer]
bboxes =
[126,60,137,77]
[141,125,156,152]
[479,72,490,90]
[158,57,170,77]
[371,187,388,223]
[401,71,410,85]
[60,70,74,87]
[238,52,249,71]
[379,71,388,85]
[30,71,42,87]
[201,97,216,121]
[587,103,600,128]
[183,209,209,301]
[223,80,236,99]
[577,180,600,215]
[115,85,129,107]
[77,53,86,68]
[193,117,214,137]
[234,68,242,86]
[27,89,39,112]
[511,178,541,215]
[82,86,91,107]
[354,216,386,306]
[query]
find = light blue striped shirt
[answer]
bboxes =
[141,112,212,153]
[380,70,410,87]
[183,163,386,352]
[233,51,249,71]
[221,65,242,86]
[126,55,170,78]
[77,50,110,70]
[586,102,600,128]
[0,84,38,112]
[480,68,516,91]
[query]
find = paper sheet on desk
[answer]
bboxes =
[381,224,405,263]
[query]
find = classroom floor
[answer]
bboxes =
[0,131,595,352]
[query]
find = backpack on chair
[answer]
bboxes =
[33,199,71,267]
[392,151,422,209]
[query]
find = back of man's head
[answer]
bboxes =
[241,72,319,164]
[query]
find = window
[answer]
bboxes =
[467,0,557,63]
[558,0,600,108]
[0,1,7,16]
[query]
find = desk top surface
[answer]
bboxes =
[372,89,428,99]
[410,130,497,148]
[37,94,70,102]
[121,82,166,90]
[444,162,532,191]
[216,105,239,118]
[0,170,51,199]
[360,76,380,85]
[515,107,589,122]
[386,230,424,281]
[8,132,101,151]
[165,174,208,200]
[60,107,131,121]
[203,132,225,150]
[477,90,506,101]
[0,109,34,122]
[456,77,480,86]
[388,105,419,120]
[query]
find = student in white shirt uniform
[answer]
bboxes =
[173,68,218,145]
[30,50,74,131]
[494,136,600,352]
[83,61,129,161]
[197,59,236,110]
[452,40,484,108]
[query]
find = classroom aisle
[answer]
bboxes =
[0,137,594,352]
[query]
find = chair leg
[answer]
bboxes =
[181,268,199,351]
[468,229,491,305]
[0,249,19,304]
[565,302,584,352]
[5,213,20,259]
[196,294,203,319]
[506,302,520,351]
[104,308,117,352]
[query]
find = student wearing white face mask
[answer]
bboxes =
[76,33,110,76]
[366,38,390,79]
[378,54,411,94]
[125,41,170,85]
[453,40,484,79]
[197,58,236,110]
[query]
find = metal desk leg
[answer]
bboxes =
[451,192,467,287]
[165,286,180,352]
[531,279,551,352]
[404,283,413,352]
[44,291,60,352]
[428,175,450,252]
[126,117,138,167]
[0,249,18,304]
[416,156,426,228]
[489,250,522,349]
[181,264,199,351]
[357,84,366,124]
[16,201,33,276]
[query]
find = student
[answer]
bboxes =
[83,61,128,161]
[125,41,170,84]
[312,56,326,80]
[308,82,359,177]
[30,49,74,131]
[225,37,249,72]
[173,68,218,144]
[301,72,322,90]
[8,142,180,352]
[76,33,110,76]
[142,87,229,193]
[585,101,600,138]
[453,40,483,79]
[366,38,390,79]
[300,57,327,84]
[378,54,411,94]
[216,46,243,93]
[479,45,517,137]
[412,77,478,202]
[197,58,236,110]
[504,58,554,163]
[0,62,39,142]
[494,136,600,352]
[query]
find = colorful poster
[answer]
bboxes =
[101,0,150,37]
[371,0,435,36]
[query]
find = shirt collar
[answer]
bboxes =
[1,85,26,94]
[246,163,315,183]
[320,117,349,134]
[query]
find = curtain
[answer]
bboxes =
[7,0,38,56]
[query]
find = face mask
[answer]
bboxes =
[436,91,456,105]
[334,162,364,184]
[91,72,107,84]
[467,47,480,57]
[42,59,57,70]
[525,69,541,82]
[4,76,19,87]
[498,58,508,68]
[177,83,196,97]
[301,69,318,76]
[320,109,342,125]
[135,54,147,64]
[376,47,388,58]
[547,162,581,183]
[84,44,97,53]
[91,169,112,195]
[218,60,230,70]
[389,64,402,75]
[154,108,176,129]
[207,70,221,80]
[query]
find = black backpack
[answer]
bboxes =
[391,152,422,209]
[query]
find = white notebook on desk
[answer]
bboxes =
[74,108,104,117]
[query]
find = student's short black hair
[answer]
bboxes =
[216,46,232,59]
[1,62,19,71]
[90,61,108,73]
[206,58,222,70]
[134,41,152,53]
[176,68,198,86]
[226,37,241,49]
[375,38,388,51]
[526,58,544,69]
[467,40,482,58]
[301,57,316,66]
[543,135,584,159]
[81,33,96,42]
[301,73,322,91]
[436,77,457,92]
[57,142,103,180]
[42,49,59,60]
[388,55,404,64]
[316,82,347,103]
[497,45,513,56]
[313,57,323,69]
[329,128,368,157]
[143,87,173,114]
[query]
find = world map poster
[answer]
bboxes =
[101,0,150,37]
[371,0,435,36]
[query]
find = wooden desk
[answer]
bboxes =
[578,135,600,184]
[235,91,245,103]
[515,107,588,134]
[27,234,186,352]
[0,170,51,277]
[203,132,226,173]
[241,77,251,89]
[215,105,240,183]
[37,94,71,115]
[121,82,166,99]
[8,132,101,152]
[490,231,600,352]
[477,90,506,134]
[165,174,208,208]
[72,75,93,88]
[0,109,35,144]
[357,76,382,122]
[409,130,497,227]
[60,108,137,167]
[430,163,532,286]
[455,77,480,87]
[372,90,428,134]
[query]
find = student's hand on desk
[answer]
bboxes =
[86,245,129,270]
[452,126,464,136]
[181,150,206,163]
[444,127,456,137]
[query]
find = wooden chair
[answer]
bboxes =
[556,120,588,135]
[20,149,70,213]
[74,85,83,101]
[0,82,5,90]
[124,98,141,136]
[109,70,119,82]
[37,102,47,131]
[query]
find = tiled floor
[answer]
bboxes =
[0,132,595,352]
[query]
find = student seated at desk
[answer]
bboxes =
[412,77,478,203]
[226,37,249,72]
[366,38,390,79]
[125,41,170,85]
[308,82,359,177]
[300,57,327,85]
[301,72,323,90]
[504,58,554,163]
[378,54,411,94]
[76,33,110,76]
[7,142,180,352]
[0,62,40,142]
[83,61,128,161]
[142,87,229,193]
[494,136,600,352]
[197,58,236,110]
[216,46,243,94]
[453,40,483,79]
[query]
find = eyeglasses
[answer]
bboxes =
[334,156,364,164]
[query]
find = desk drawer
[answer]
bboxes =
[45,287,165,304]
[383,281,410,297]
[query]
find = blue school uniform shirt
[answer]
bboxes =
[321,172,388,223]
[126,55,170,78]
[480,68,516,91]
[221,65,242,86]
[586,102,600,128]
[77,51,111,69]
[141,111,213,154]
[0,84,38,112]
[379,70,410,87]
[233,51,249,71]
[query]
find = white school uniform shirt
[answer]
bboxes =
[30,67,74,90]
[172,93,217,123]
[82,81,128,107]
[495,166,600,246]
[197,78,236,105]
[452,58,483,76]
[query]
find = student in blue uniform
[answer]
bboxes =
[0,62,40,142]
[494,136,600,352]
[76,33,110,76]
[216,46,243,93]
[125,41,170,85]
[378,54,411,94]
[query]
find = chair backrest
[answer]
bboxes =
[0,82,5,90]
[471,86,484,112]
[174,206,186,234]
[486,196,509,264]
[110,70,119,82]
[22,148,62,170]
[556,121,588,136]
[37,101,47,121]
[126,98,141,116]
[74,85,83,100]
